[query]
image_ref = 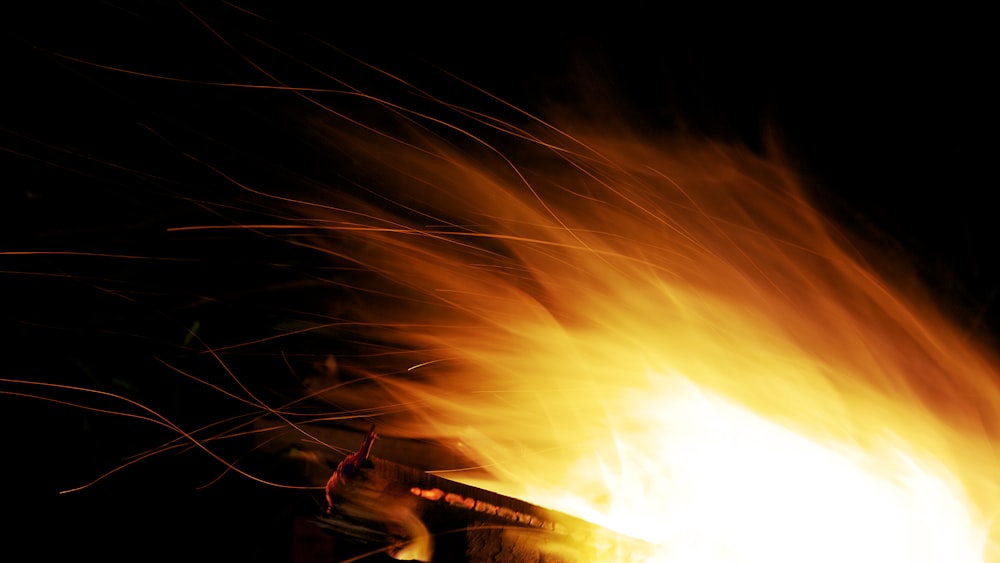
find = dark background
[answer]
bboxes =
[2,2,997,561]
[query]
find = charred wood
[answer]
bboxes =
[319,428,652,562]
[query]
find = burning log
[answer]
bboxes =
[320,427,651,562]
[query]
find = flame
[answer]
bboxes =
[4,5,993,560]
[283,102,1000,562]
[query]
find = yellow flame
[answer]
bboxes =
[291,103,1000,561]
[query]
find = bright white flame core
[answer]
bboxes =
[528,375,986,562]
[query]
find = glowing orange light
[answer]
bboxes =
[5,14,995,559]
[285,112,1000,561]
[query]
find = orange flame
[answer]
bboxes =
[280,102,1000,561]
[5,5,995,561]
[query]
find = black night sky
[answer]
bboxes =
[2,3,997,561]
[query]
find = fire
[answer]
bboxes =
[285,104,1000,561]
[5,8,997,559]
